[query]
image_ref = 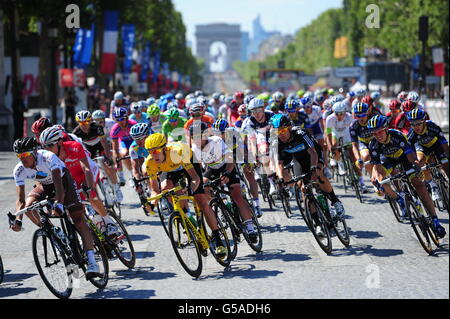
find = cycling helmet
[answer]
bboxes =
[300,97,313,107]
[331,95,345,105]
[356,88,366,97]
[297,90,305,98]
[272,91,284,102]
[353,102,369,114]
[361,96,373,106]
[31,117,52,135]
[314,92,324,103]
[388,100,401,111]
[146,97,155,106]
[113,107,128,120]
[407,108,426,122]
[243,95,255,105]
[407,91,420,103]
[130,123,150,140]
[145,133,167,150]
[92,110,106,119]
[213,119,229,132]
[303,91,314,99]
[270,114,291,129]
[323,99,333,110]
[328,88,335,95]
[285,99,300,112]
[189,121,209,137]
[194,90,203,97]
[332,101,347,113]
[401,100,416,112]
[175,93,184,100]
[75,110,92,123]
[39,126,64,146]
[147,104,160,116]
[114,91,124,100]
[248,98,265,110]
[238,104,248,114]
[371,91,381,100]
[244,89,252,96]
[166,108,180,119]
[189,103,203,114]
[397,91,408,102]
[13,137,38,153]
[234,91,244,100]
[347,91,356,98]
[367,115,388,131]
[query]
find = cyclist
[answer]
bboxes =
[11,137,100,277]
[209,92,223,119]
[394,100,418,135]
[184,103,214,138]
[146,103,165,133]
[143,132,227,257]
[350,102,375,186]
[397,91,408,104]
[72,110,123,202]
[351,88,366,107]
[129,102,150,124]
[191,122,258,242]
[110,107,137,186]
[272,91,285,112]
[407,91,425,110]
[407,109,449,201]
[39,127,120,237]
[343,91,356,113]
[31,117,53,143]
[110,91,130,117]
[362,96,383,117]
[386,100,402,129]
[368,115,446,238]
[162,108,187,142]
[92,110,115,140]
[326,102,363,183]
[271,114,346,233]
[371,91,385,113]
[285,99,311,131]
[234,104,248,129]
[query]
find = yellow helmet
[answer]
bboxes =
[145,133,167,150]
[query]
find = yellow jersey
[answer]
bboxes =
[143,142,194,181]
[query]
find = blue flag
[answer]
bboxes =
[122,24,135,74]
[140,41,151,81]
[73,28,85,68]
[80,24,95,68]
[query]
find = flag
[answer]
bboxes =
[122,24,135,74]
[100,11,119,75]
[140,41,151,81]
[153,51,160,83]
[80,24,95,68]
[73,28,85,68]
[432,47,445,77]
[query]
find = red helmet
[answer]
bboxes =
[401,100,416,112]
[361,96,373,106]
[389,99,401,111]
[31,117,52,135]
[234,91,244,100]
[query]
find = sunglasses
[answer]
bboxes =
[251,108,264,114]
[191,113,201,117]
[335,112,345,116]
[134,136,147,142]
[356,113,367,118]
[372,129,385,136]
[149,147,164,155]
[17,151,33,159]
[78,120,91,125]
[169,118,178,122]
[115,117,127,122]
[410,121,424,127]
[275,127,290,135]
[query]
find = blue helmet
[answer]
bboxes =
[367,115,388,131]
[285,99,299,112]
[353,102,369,114]
[113,107,128,120]
[300,97,313,107]
[407,108,426,122]
[213,119,229,132]
[270,114,291,128]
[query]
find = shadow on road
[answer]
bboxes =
[430,244,449,257]
[236,249,311,263]
[200,263,282,280]
[260,224,309,234]
[111,266,177,282]
[85,284,156,299]
[123,219,161,227]
[331,244,404,258]
[349,230,383,239]
[129,234,151,242]
[0,271,38,298]
[135,251,156,259]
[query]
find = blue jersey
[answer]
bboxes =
[130,113,151,124]
[129,141,149,160]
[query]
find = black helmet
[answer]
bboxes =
[13,137,38,153]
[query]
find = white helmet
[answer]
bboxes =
[248,98,265,110]
[114,91,124,100]
[40,126,64,146]
[272,91,284,102]
[175,93,184,100]
[130,102,142,113]
[407,91,420,103]
[356,88,366,97]
[332,101,346,113]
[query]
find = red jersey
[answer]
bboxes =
[62,141,89,186]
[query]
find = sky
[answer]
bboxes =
[173,0,343,54]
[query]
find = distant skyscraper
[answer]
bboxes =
[248,15,280,59]
[240,32,250,62]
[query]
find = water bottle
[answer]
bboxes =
[187,211,198,228]
[317,194,329,213]
[53,226,70,247]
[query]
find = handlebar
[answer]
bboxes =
[116,155,130,163]
[146,185,184,202]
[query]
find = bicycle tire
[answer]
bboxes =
[437,170,449,213]
[86,229,110,288]
[32,229,73,299]
[294,183,307,221]
[157,197,173,238]
[305,197,332,254]
[108,210,136,269]
[331,214,350,247]
[168,213,203,278]
[210,199,239,260]
[203,212,232,268]
[345,156,363,203]
[0,255,3,284]
[405,196,433,254]
[257,179,268,202]
[280,188,293,218]
[387,196,403,223]
[242,207,263,253]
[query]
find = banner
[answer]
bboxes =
[100,11,119,75]
[73,28,85,68]
[122,24,135,74]
[59,69,74,88]
[140,41,151,82]
[80,24,95,67]
[432,47,445,77]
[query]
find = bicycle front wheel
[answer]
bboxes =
[211,199,238,261]
[294,184,307,221]
[305,197,332,254]
[0,255,3,284]
[280,189,293,218]
[331,215,350,247]
[387,196,403,223]
[32,229,73,299]
[406,196,433,254]
[109,210,136,269]
[168,213,203,278]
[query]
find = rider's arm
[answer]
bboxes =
[131,158,143,179]
[80,156,95,190]
[51,168,65,205]
[352,142,360,161]
[307,147,319,168]
[100,136,112,159]
[15,185,26,217]
[276,161,285,179]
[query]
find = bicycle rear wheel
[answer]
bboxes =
[108,210,136,269]
[211,199,238,261]
[84,230,110,288]
[437,171,449,213]
[32,229,73,299]
[0,255,3,284]
[157,197,173,238]
[168,213,203,278]
[305,197,332,254]
[406,196,433,254]
[242,210,263,253]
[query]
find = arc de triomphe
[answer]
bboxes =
[195,23,241,72]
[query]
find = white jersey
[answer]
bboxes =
[325,112,353,143]
[191,136,231,170]
[14,150,66,186]
[301,105,322,126]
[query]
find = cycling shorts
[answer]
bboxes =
[204,165,240,187]
[120,139,133,151]
[166,161,205,195]
[416,137,448,160]
[381,154,415,176]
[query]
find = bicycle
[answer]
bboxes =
[79,187,136,269]
[146,183,232,278]
[380,166,442,254]
[205,177,263,256]
[427,158,449,213]
[256,168,276,211]
[296,172,350,254]
[7,198,109,299]
[283,162,307,220]
[0,254,3,284]
[93,156,122,219]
